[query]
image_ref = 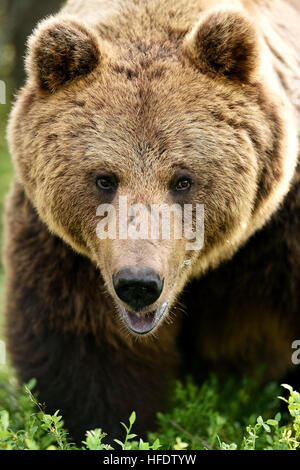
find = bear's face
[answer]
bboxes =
[9,10,297,334]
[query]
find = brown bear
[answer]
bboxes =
[4,0,300,442]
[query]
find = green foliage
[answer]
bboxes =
[114,412,161,451]
[0,366,160,450]
[150,375,284,450]
[0,365,299,451]
[0,100,13,327]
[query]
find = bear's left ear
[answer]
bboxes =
[183,10,259,83]
[26,16,101,93]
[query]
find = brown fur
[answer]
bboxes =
[184,10,259,82]
[26,16,101,93]
[4,0,300,441]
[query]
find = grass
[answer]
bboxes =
[0,100,299,451]
[0,367,299,450]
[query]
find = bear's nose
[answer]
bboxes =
[113,266,164,312]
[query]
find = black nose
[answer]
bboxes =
[113,266,164,312]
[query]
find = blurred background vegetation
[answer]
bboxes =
[0,0,63,333]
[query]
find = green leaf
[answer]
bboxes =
[152,439,161,450]
[262,423,271,432]
[114,439,124,449]
[129,412,136,427]
[266,419,278,426]
[0,411,9,431]
[120,422,129,433]
[281,384,293,392]
[278,396,288,403]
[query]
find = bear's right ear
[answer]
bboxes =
[183,9,259,83]
[26,16,101,93]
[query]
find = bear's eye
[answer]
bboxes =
[96,175,118,191]
[173,177,192,192]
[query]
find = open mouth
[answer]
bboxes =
[120,302,168,334]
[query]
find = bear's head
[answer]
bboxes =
[8,9,298,335]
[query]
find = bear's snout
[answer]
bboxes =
[112,266,164,312]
